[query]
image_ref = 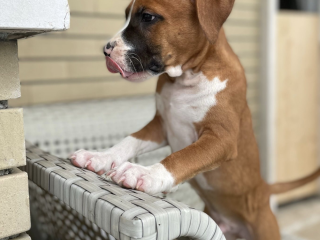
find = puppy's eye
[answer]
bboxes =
[142,13,156,22]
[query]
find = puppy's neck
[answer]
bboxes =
[166,29,236,86]
[182,28,231,74]
[174,70,203,87]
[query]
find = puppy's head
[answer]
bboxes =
[104,0,235,82]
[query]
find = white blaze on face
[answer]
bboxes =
[156,71,228,152]
[105,0,136,72]
[118,0,136,34]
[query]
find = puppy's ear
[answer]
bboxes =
[196,0,235,44]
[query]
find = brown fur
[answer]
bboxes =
[131,115,165,144]
[196,0,235,44]
[126,1,320,239]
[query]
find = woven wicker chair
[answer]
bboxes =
[23,96,205,211]
[22,141,225,240]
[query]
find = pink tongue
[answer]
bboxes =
[106,57,133,78]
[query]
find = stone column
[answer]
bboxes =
[0,1,70,239]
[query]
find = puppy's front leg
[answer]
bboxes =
[70,115,167,175]
[111,129,238,194]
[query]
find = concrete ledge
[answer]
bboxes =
[0,168,30,239]
[0,41,20,100]
[0,0,70,40]
[11,233,31,240]
[0,109,26,170]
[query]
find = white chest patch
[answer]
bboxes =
[156,71,228,152]
[166,65,183,77]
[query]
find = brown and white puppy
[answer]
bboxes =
[70,0,320,239]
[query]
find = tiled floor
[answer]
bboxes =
[277,195,320,240]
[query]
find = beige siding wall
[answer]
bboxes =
[275,12,319,204]
[12,0,261,133]
[225,0,261,134]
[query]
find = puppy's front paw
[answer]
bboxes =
[70,149,121,175]
[108,162,176,195]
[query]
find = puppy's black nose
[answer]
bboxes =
[104,42,116,56]
[106,42,112,50]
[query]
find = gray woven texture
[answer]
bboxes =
[24,142,225,240]
[28,181,115,240]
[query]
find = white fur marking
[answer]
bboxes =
[166,65,183,77]
[117,0,136,34]
[71,136,164,173]
[104,0,155,82]
[157,71,227,152]
[105,0,136,71]
[111,162,176,194]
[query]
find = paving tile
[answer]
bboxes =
[278,196,320,240]
[295,221,320,240]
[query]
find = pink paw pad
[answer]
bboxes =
[70,150,120,176]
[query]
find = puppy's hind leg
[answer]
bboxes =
[224,233,241,240]
[203,206,241,240]
[246,205,281,240]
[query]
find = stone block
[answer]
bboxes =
[0,168,31,238]
[0,108,26,170]
[0,41,20,100]
[13,233,31,240]
[0,0,70,40]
